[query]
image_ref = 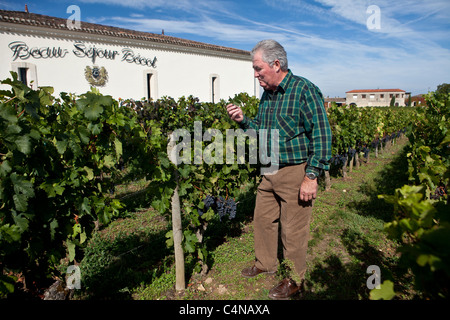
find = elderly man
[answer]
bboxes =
[226,39,332,300]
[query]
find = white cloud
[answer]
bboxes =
[83,0,450,96]
[79,0,229,13]
[256,0,450,95]
[314,0,450,38]
[103,16,276,44]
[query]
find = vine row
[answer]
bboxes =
[0,71,418,296]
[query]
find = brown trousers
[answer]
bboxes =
[253,163,313,281]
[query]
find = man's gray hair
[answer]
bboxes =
[251,39,288,71]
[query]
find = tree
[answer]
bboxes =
[436,83,450,97]
[390,94,396,107]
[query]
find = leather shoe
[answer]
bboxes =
[241,265,276,278]
[268,278,300,300]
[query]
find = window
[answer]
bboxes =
[146,73,152,100]
[353,94,358,99]
[370,94,375,99]
[211,76,217,103]
[362,94,366,99]
[18,67,28,85]
[210,74,220,103]
[380,94,384,98]
[11,62,38,88]
[143,70,158,101]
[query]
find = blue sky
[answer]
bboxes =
[1,0,449,97]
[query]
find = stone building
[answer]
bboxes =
[345,89,409,107]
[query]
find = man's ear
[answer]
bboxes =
[272,59,281,72]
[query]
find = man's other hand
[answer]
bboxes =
[226,103,244,123]
[299,176,318,202]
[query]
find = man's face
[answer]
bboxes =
[252,50,279,91]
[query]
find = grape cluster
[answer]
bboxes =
[348,147,357,158]
[371,139,379,149]
[363,147,370,158]
[223,198,237,220]
[197,195,237,220]
[331,145,372,166]
[197,195,215,217]
[216,196,237,220]
[431,185,448,200]
[331,154,348,166]
[380,131,403,145]
[204,195,215,210]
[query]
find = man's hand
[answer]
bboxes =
[226,103,244,123]
[299,176,318,202]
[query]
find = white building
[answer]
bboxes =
[345,89,408,107]
[0,9,257,102]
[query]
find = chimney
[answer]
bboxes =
[25,4,29,13]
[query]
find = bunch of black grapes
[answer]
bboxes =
[331,154,348,166]
[430,185,448,200]
[197,195,237,220]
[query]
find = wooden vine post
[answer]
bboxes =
[167,132,185,291]
[324,170,331,191]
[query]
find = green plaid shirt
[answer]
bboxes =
[240,70,332,175]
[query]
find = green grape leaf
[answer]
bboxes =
[369,280,396,300]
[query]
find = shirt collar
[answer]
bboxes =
[269,69,292,94]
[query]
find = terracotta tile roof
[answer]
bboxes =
[0,9,251,57]
[346,89,405,93]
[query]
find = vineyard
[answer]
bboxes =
[0,72,448,300]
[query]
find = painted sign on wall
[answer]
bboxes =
[8,41,157,67]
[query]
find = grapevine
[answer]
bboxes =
[327,103,413,175]
[1,70,437,298]
[376,91,450,299]
[0,72,156,296]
